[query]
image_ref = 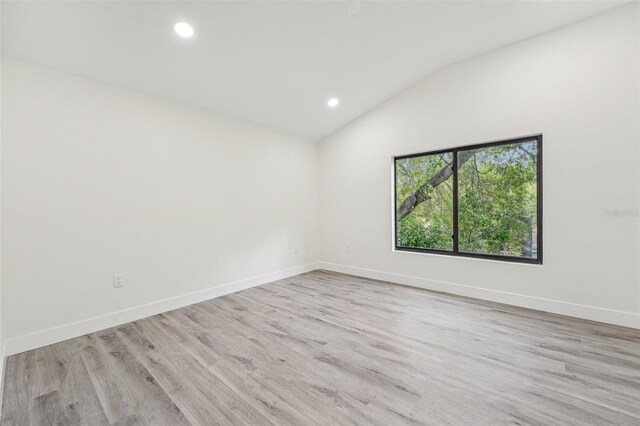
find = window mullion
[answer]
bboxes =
[453,149,459,254]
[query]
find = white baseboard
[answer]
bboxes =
[0,342,6,417]
[316,262,640,329]
[5,262,319,356]
[5,260,638,357]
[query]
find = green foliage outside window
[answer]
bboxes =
[395,139,539,261]
[395,153,453,251]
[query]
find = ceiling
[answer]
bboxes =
[1,1,627,140]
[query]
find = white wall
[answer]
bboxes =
[1,57,319,352]
[1,4,638,358]
[0,7,5,403]
[0,52,4,393]
[318,4,640,327]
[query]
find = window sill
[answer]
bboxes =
[392,247,543,267]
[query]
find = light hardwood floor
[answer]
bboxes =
[2,270,639,425]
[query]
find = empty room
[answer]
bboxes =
[0,0,639,425]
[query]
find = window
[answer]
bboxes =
[394,135,542,264]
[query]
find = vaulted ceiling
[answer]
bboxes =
[1,1,626,140]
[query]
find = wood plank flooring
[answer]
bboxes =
[2,270,639,425]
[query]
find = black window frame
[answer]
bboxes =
[394,134,543,265]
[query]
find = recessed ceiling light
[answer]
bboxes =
[174,22,194,38]
[328,98,340,108]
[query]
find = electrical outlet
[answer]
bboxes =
[113,273,125,288]
[346,245,351,253]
